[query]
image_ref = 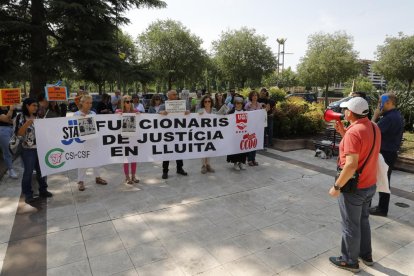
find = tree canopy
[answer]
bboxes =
[297,31,360,106]
[374,33,414,95]
[0,0,166,95]
[137,19,208,90]
[212,27,276,88]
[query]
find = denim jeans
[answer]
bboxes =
[21,148,47,199]
[338,185,376,264]
[0,126,13,169]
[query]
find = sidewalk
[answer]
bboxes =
[0,149,413,275]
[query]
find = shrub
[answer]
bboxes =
[268,86,287,102]
[273,97,325,138]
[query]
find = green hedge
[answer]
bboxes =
[273,97,325,138]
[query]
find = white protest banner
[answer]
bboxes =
[165,100,187,113]
[35,111,265,176]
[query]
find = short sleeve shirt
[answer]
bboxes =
[338,117,381,189]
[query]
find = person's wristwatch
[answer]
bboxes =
[333,184,341,191]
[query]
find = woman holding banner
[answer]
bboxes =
[116,95,140,184]
[17,98,52,204]
[226,96,248,171]
[148,94,163,114]
[197,94,217,174]
[75,94,107,191]
[244,90,264,166]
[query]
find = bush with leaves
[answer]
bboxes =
[268,87,287,102]
[273,97,325,138]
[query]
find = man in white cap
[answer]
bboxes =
[328,97,381,273]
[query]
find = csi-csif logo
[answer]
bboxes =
[61,119,85,145]
[45,148,65,169]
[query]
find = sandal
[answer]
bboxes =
[95,177,108,185]
[253,161,259,166]
[78,181,85,191]
[131,176,139,183]
[125,177,133,185]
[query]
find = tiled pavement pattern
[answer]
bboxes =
[0,149,413,275]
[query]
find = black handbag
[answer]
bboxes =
[336,123,376,193]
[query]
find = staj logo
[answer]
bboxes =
[240,133,257,150]
[61,119,85,145]
[45,148,65,169]
[235,113,248,131]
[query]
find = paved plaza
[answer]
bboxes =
[0,149,413,276]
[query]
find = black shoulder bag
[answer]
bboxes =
[336,123,376,193]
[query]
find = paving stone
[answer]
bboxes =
[136,259,185,276]
[84,233,124,258]
[126,240,169,267]
[255,244,303,273]
[223,254,274,276]
[89,249,134,276]
[47,259,91,276]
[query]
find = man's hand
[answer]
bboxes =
[329,186,340,197]
[335,121,346,137]
[159,110,168,115]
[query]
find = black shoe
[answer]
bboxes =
[39,191,53,198]
[177,169,188,176]
[162,172,168,179]
[25,196,37,204]
[369,206,387,217]
[359,256,374,266]
[329,256,360,273]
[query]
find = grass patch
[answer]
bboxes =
[400,132,414,158]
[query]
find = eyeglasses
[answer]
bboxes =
[124,101,131,104]
[204,100,211,103]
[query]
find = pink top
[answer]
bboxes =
[244,101,264,111]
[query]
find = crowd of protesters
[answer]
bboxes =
[2,86,408,274]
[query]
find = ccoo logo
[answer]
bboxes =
[240,133,257,150]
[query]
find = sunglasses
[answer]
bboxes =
[204,100,211,103]
[124,100,131,104]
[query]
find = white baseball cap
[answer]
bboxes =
[340,97,369,115]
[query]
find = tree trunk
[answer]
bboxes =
[168,76,172,91]
[30,0,47,98]
[324,83,329,108]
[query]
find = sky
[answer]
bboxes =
[122,0,414,71]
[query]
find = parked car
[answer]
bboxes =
[285,92,317,103]
[327,96,352,113]
[141,93,167,112]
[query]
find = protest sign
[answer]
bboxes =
[165,100,187,113]
[0,88,21,106]
[45,85,67,101]
[35,111,265,176]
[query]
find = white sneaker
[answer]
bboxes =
[233,163,240,171]
[8,169,18,179]
[239,163,246,170]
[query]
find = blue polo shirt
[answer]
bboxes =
[377,109,404,152]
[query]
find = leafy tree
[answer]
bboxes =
[343,76,375,96]
[373,33,414,106]
[297,31,360,107]
[212,27,276,88]
[137,20,207,90]
[0,0,166,96]
[263,67,299,89]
